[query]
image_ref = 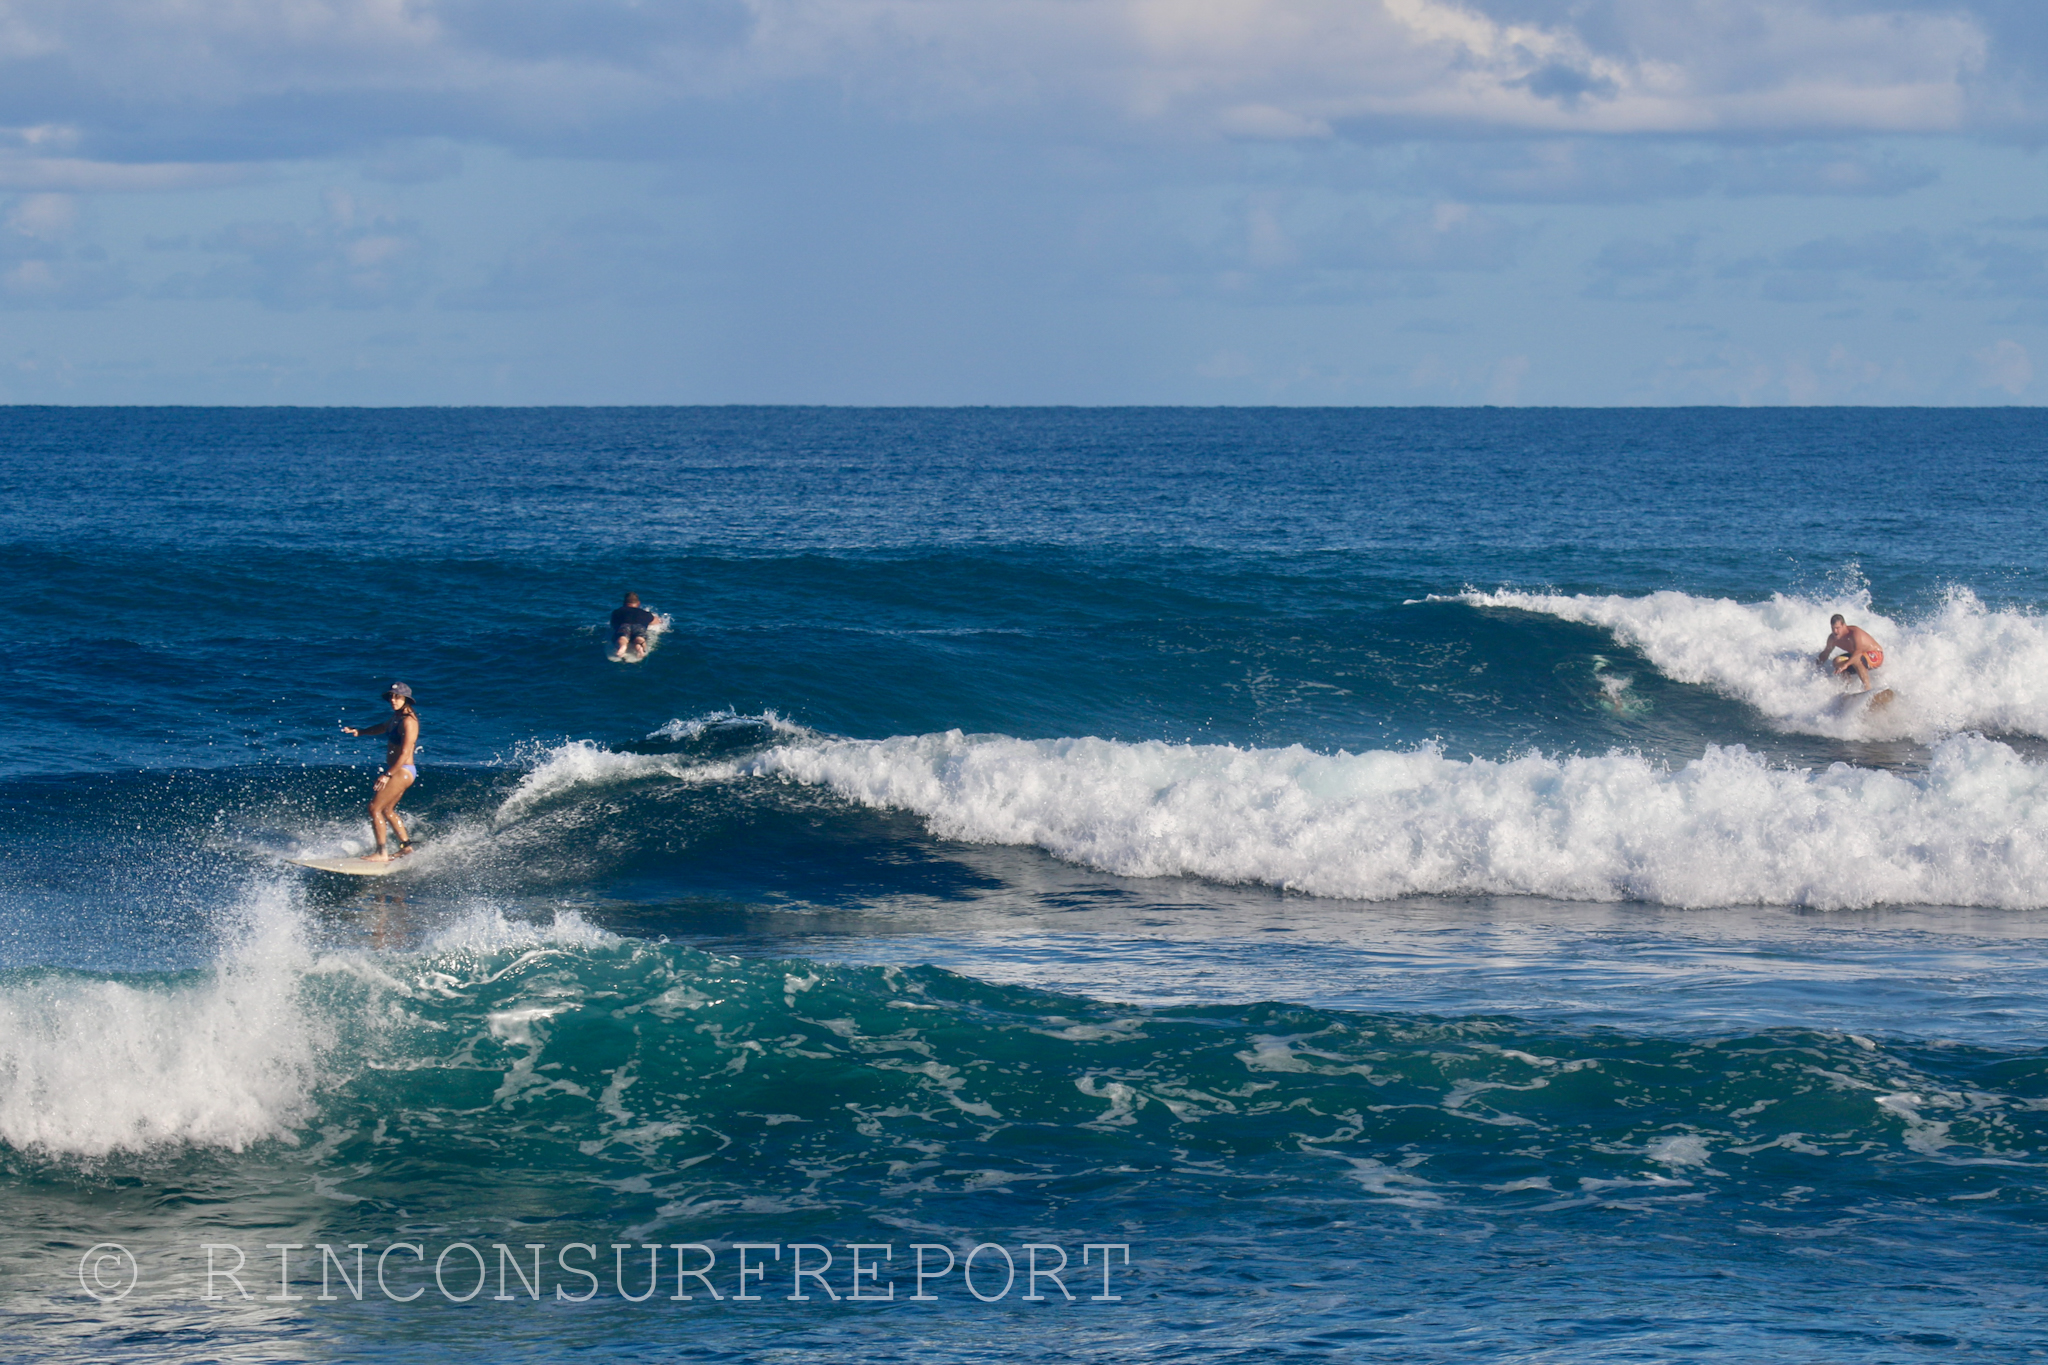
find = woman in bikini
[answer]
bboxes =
[341,683,420,861]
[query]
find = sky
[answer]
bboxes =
[1,0,2045,405]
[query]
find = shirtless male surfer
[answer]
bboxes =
[1817,614,1885,692]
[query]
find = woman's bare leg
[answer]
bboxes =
[364,773,415,860]
[367,782,390,858]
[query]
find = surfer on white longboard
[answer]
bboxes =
[609,592,658,662]
[340,682,419,862]
[1817,614,1885,693]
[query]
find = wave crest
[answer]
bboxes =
[743,729,2048,910]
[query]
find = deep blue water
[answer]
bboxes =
[4,407,2048,1362]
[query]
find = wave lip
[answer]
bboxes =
[490,712,819,823]
[742,730,2048,910]
[646,709,811,744]
[1449,586,2048,741]
[493,741,733,822]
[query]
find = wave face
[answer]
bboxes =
[1454,586,2048,742]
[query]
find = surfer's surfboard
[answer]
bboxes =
[1828,688,1896,715]
[607,613,669,664]
[286,856,406,878]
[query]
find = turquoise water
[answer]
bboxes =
[3,408,2047,1360]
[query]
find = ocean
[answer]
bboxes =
[2,406,2046,1361]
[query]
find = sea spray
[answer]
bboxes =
[0,883,323,1157]
[492,741,724,822]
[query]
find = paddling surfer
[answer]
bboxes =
[1817,615,1885,692]
[610,592,657,661]
[341,683,419,861]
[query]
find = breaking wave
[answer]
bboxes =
[738,729,2048,910]
[1447,586,2048,742]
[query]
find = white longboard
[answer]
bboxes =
[286,856,407,878]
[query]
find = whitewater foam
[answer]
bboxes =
[646,710,811,744]
[493,740,729,821]
[736,729,2048,910]
[419,905,620,956]
[491,711,819,828]
[0,885,324,1158]
[1447,586,2048,741]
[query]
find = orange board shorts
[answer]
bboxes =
[1864,648,1883,669]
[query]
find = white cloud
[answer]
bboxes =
[150,190,434,309]
[1799,231,1947,281]
[5,190,75,239]
[617,0,1996,137]
[1394,139,1941,205]
[1214,104,1333,141]
[1584,233,1700,300]
[1580,222,2048,310]
[1650,341,1928,403]
[0,188,133,306]
[359,142,464,184]
[1486,352,1529,403]
[1336,201,1525,271]
[0,153,258,191]
[1975,338,2032,396]
[440,208,687,310]
[0,0,2017,171]
[1194,347,1255,379]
